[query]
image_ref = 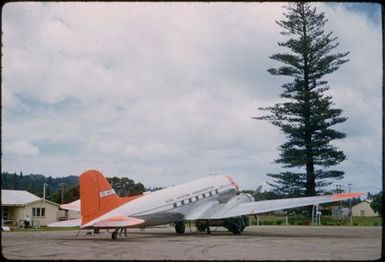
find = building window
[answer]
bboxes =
[32,208,46,217]
[2,207,9,220]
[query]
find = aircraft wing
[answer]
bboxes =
[186,192,364,220]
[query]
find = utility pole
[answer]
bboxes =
[43,183,48,203]
[59,183,65,204]
[336,184,342,218]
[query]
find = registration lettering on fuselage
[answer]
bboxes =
[99,189,115,198]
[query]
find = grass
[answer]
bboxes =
[249,215,382,226]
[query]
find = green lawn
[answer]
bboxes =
[249,215,382,226]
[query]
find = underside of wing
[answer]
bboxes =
[86,216,145,229]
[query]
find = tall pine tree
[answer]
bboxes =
[254,2,349,197]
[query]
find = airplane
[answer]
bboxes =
[48,169,364,239]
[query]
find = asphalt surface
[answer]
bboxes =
[1,226,382,260]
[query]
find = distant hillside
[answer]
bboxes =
[1,171,78,198]
[1,171,146,204]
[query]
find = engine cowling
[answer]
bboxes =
[224,192,255,209]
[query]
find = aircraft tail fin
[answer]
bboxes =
[79,170,125,226]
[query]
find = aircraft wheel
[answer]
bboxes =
[175,222,185,234]
[230,224,242,235]
[112,231,118,240]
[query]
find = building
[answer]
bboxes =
[1,189,60,227]
[352,200,378,217]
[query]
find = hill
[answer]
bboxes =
[1,171,145,204]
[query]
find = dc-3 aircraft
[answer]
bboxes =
[48,170,364,239]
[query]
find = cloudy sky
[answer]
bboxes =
[2,2,382,194]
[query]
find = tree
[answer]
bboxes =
[48,185,80,204]
[370,191,382,216]
[254,2,349,197]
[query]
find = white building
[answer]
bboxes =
[352,200,379,217]
[1,190,60,227]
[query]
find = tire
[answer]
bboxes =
[112,231,118,240]
[230,224,242,235]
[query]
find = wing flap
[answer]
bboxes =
[184,200,221,220]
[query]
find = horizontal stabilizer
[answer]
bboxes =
[91,216,145,228]
[47,219,81,227]
[60,199,81,212]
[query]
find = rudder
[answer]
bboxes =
[79,170,123,226]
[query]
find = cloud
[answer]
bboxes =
[2,2,382,192]
[5,140,40,157]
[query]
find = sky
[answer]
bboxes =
[2,2,382,194]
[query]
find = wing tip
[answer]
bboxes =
[332,192,366,200]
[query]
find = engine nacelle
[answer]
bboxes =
[224,192,255,210]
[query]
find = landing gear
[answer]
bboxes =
[111,230,118,240]
[175,222,185,234]
[206,220,211,234]
[195,223,207,232]
[228,223,242,235]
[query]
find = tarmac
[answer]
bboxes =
[1,225,382,260]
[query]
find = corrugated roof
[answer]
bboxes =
[1,189,41,206]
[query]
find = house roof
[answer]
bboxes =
[1,189,59,206]
[352,200,370,207]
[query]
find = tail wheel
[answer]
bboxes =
[175,222,185,234]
